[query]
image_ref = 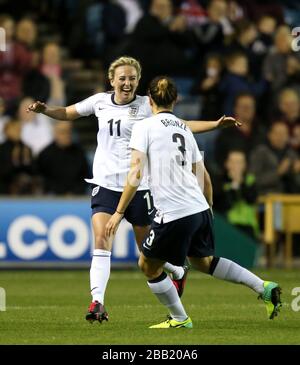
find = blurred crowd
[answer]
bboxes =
[1,0,300,239]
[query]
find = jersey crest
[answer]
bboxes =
[128,105,139,117]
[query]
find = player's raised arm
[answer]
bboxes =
[185,115,242,134]
[26,101,80,121]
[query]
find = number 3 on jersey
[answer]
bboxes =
[108,119,121,136]
[172,133,186,166]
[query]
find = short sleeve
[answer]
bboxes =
[129,122,149,154]
[75,94,101,116]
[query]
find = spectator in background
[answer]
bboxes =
[284,55,300,95]
[219,52,266,115]
[0,97,9,143]
[18,96,53,156]
[249,121,299,195]
[215,92,265,169]
[191,53,223,120]
[22,49,51,102]
[0,119,35,195]
[274,88,300,152]
[277,88,300,129]
[124,0,194,93]
[263,26,300,97]
[0,15,32,108]
[40,42,66,105]
[15,17,38,51]
[226,20,259,76]
[84,0,127,63]
[214,150,259,239]
[239,0,284,24]
[192,0,233,56]
[37,120,89,195]
[252,15,277,57]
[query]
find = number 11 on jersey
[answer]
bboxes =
[108,119,121,136]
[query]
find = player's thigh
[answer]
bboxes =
[138,252,165,279]
[92,212,114,251]
[132,225,150,249]
[125,190,154,229]
[188,256,214,273]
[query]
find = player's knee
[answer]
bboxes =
[138,257,157,279]
[138,258,150,276]
[94,234,110,250]
[201,256,214,273]
[191,256,214,273]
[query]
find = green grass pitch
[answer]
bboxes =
[0,269,299,344]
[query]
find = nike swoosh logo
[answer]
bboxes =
[148,209,155,215]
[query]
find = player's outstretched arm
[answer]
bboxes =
[185,115,242,134]
[105,149,146,237]
[26,101,81,121]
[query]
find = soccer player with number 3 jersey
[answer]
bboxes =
[106,76,282,328]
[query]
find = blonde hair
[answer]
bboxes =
[108,56,142,81]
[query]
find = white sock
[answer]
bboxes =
[212,257,264,294]
[163,262,184,280]
[147,272,188,321]
[90,249,111,304]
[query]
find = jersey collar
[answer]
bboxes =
[157,111,175,115]
[111,93,137,106]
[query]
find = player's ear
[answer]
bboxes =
[110,78,115,88]
[149,96,154,107]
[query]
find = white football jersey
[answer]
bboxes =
[129,111,209,223]
[75,92,152,191]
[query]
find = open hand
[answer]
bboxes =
[217,115,242,128]
[105,212,123,237]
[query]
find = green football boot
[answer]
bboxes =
[149,316,193,329]
[260,281,282,319]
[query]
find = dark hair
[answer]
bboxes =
[148,76,177,108]
[234,92,255,106]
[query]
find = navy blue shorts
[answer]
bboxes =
[91,185,155,226]
[141,209,215,266]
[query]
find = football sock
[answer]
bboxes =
[210,257,264,294]
[163,262,184,280]
[90,249,111,304]
[147,272,188,321]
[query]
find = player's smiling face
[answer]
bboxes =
[111,65,139,104]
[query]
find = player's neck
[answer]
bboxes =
[152,106,173,115]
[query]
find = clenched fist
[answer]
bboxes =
[26,101,47,113]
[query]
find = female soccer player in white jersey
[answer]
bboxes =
[106,76,282,328]
[27,56,239,323]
